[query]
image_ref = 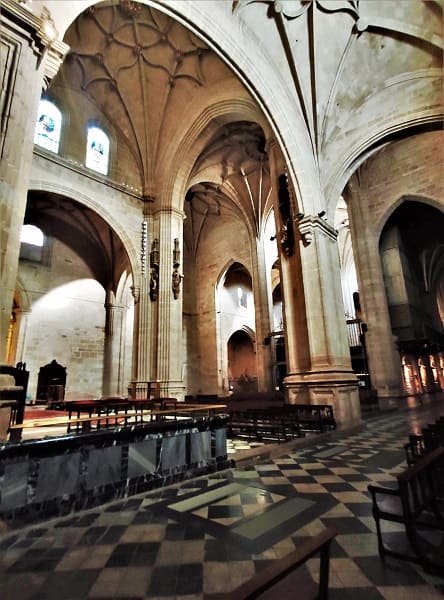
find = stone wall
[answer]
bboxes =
[190,212,254,394]
[359,131,443,227]
[18,239,107,401]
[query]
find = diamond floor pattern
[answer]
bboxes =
[1,397,444,599]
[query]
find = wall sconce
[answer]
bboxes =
[318,210,326,218]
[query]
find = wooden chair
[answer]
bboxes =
[218,527,336,599]
[368,446,444,574]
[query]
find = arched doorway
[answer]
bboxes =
[227,330,257,393]
[18,191,134,401]
[379,200,444,395]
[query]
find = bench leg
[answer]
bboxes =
[372,511,387,559]
[318,539,332,600]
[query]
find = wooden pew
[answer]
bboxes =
[368,445,444,574]
[403,416,444,466]
[219,527,336,600]
[8,404,228,437]
[228,404,336,442]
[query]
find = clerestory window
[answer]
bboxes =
[85,126,109,175]
[34,99,62,153]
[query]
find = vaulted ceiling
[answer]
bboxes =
[25,191,130,290]
[51,0,272,254]
[28,0,442,286]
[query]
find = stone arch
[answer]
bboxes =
[215,260,255,392]
[328,116,443,212]
[28,179,139,284]
[376,193,444,241]
[227,328,258,393]
[164,94,270,213]
[378,199,444,389]
[47,0,312,216]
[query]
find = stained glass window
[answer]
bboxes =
[34,99,61,153]
[86,126,109,175]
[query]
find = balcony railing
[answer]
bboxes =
[346,319,362,347]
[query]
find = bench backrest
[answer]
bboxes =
[223,526,336,600]
[397,446,444,518]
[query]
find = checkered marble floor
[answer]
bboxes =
[1,398,444,599]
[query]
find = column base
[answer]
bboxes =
[284,374,362,428]
[160,381,186,401]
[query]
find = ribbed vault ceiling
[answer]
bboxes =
[51,0,272,256]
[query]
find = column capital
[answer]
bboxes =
[1,1,69,83]
[298,214,338,246]
[155,206,186,221]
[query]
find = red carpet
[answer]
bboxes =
[23,409,69,421]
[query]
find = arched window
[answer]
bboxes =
[20,224,44,247]
[86,126,109,175]
[34,99,62,153]
[20,224,46,263]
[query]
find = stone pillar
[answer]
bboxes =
[252,234,274,392]
[7,307,31,366]
[131,210,155,385]
[155,208,185,398]
[345,179,403,408]
[0,1,68,360]
[102,290,126,397]
[292,216,361,425]
[267,140,311,394]
[268,139,360,426]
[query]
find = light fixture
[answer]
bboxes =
[318,210,326,218]
[296,212,304,220]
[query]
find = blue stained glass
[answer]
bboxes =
[34,100,61,153]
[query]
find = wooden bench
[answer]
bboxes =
[219,527,336,599]
[228,404,335,442]
[288,405,336,433]
[368,445,444,574]
[8,404,228,437]
[403,416,444,466]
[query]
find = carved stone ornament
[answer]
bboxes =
[149,239,159,302]
[172,238,183,299]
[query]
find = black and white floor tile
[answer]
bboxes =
[1,398,444,599]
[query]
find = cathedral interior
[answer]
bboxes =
[0,0,443,598]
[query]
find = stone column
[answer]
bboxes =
[267,140,311,394]
[131,209,155,385]
[268,140,360,426]
[7,308,31,366]
[102,290,127,397]
[252,234,274,392]
[155,207,185,398]
[0,1,68,360]
[293,216,361,424]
